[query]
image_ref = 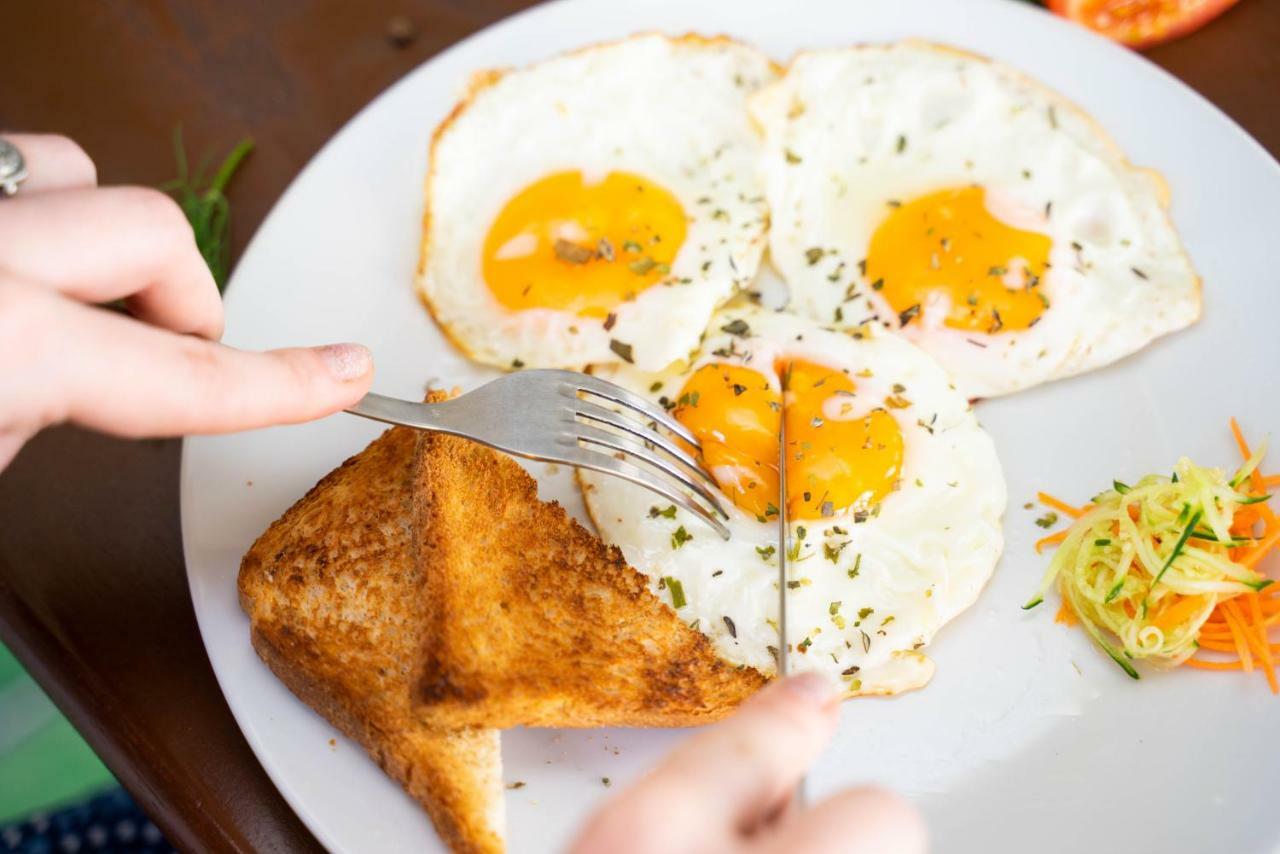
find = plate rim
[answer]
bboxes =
[179,1,1280,851]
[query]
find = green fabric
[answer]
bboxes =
[0,643,115,823]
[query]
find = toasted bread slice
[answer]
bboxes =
[411,431,768,729]
[239,426,504,854]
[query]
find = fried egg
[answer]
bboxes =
[750,42,1201,398]
[418,34,776,371]
[579,307,1006,695]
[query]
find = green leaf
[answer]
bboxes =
[164,126,254,292]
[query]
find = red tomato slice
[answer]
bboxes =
[1048,0,1240,49]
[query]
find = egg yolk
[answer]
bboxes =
[482,170,687,319]
[783,360,903,520]
[866,186,1051,334]
[673,364,781,520]
[671,359,904,522]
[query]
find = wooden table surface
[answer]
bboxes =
[1,1,1277,850]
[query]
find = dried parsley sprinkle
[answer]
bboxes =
[829,601,842,615]
[649,505,677,519]
[671,526,692,549]
[720,318,751,337]
[511,358,525,369]
[785,149,803,164]
[609,339,634,363]
[895,134,907,153]
[663,576,687,608]
[622,240,643,253]
[649,381,664,393]
[554,238,594,264]
[1035,511,1059,529]
[628,257,658,275]
[848,554,862,579]
[805,247,825,265]
[723,615,737,637]
[756,544,776,560]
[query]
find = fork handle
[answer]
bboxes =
[345,392,464,435]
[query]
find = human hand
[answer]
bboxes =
[0,133,374,470]
[571,673,927,854]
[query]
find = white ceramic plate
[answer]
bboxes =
[181,1,1280,851]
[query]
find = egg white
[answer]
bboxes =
[750,42,1201,399]
[579,307,1007,695]
[418,34,776,371]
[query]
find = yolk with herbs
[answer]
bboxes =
[482,170,687,318]
[671,359,904,521]
[673,364,781,520]
[866,186,1051,333]
[784,360,903,520]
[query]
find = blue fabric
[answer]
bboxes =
[0,789,173,854]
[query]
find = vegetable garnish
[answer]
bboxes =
[162,127,254,292]
[1026,420,1279,690]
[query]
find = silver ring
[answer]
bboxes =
[0,139,28,198]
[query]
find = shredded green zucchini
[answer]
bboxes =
[1025,451,1272,678]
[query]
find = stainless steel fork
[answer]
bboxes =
[345,370,731,539]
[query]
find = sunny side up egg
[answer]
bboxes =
[579,308,1006,695]
[417,34,777,372]
[750,42,1201,399]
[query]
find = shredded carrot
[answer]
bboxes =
[1037,492,1091,519]
[1247,593,1279,692]
[1055,600,1078,626]
[1151,595,1205,634]
[1184,658,1246,671]
[1187,420,1280,691]
[1034,528,1070,553]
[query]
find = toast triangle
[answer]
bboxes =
[239,426,505,854]
[411,431,767,728]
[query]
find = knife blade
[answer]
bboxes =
[776,363,807,807]
[776,378,790,681]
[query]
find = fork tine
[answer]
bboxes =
[572,398,722,498]
[566,446,731,540]
[573,424,729,520]
[569,373,699,447]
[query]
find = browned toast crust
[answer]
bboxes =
[411,432,767,728]
[239,427,504,854]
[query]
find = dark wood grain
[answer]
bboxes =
[0,1,1276,851]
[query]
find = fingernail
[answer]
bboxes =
[317,343,372,381]
[781,671,837,706]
